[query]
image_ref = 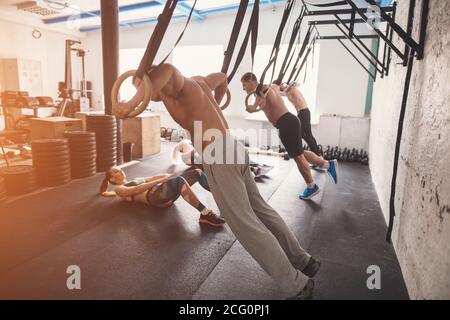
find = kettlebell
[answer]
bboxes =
[318,145,323,157]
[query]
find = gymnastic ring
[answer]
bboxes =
[245,90,262,112]
[111,70,152,119]
[219,88,232,110]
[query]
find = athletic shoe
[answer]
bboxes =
[302,257,321,278]
[299,184,320,200]
[199,211,226,227]
[328,159,339,184]
[286,279,314,300]
[310,164,326,172]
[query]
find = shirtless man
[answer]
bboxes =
[241,72,338,200]
[122,64,321,299]
[273,81,320,156]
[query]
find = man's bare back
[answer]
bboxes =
[146,64,229,149]
[247,84,289,126]
[282,83,308,111]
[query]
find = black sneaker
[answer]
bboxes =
[302,257,321,278]
[199,211,226,227]
[286,279,314,300]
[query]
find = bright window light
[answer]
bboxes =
[173,45,223,77]
[119,48,146,102]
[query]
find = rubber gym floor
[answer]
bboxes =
[0,142,409,299]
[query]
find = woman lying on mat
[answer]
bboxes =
[99,166,225,227]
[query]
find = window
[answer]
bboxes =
[173,45,224,77]
[119,48,145,102]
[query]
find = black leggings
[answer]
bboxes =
[298,108,320,156]
[146,168,209,207]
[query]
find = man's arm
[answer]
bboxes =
[246,88,270,113]
[204,72,228,105]
[135,63,183,98]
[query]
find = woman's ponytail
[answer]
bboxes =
[99,168,117,197]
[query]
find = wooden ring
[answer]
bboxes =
[219,88,232,110]
[111,70,152,118]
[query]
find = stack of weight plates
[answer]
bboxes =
[0,176,8,202]
[0,165,36,196]
[31,139,71,187]
[86,115,117,172]
[64,131,97,179]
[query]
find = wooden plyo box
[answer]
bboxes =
[123,113,160,159]
[30,117,83,140]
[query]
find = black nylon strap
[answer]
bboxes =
[221,0,250,76]
[159,0,198,65]
[294,37,317,82]
[282,22,304,80]
[257,0,296,94]
[293,35,317,82]
[135,0,178,80]
[135,0,198,79]
[287,24,313,83]
[275,6,305,84]
[225,0,260,83]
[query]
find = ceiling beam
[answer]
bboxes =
[79,0,287,32]
[43,1,161,24]
[154,1,204,20]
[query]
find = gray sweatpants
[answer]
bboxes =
[202,140,311,297]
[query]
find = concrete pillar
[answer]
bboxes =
[100,0,122,164]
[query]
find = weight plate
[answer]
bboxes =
[97,156,118,163]
[68,141,97,147]
[71,160,96,167]
[97,156,117,163]
[96,150,118,157]
[70,147,97,155]
[97,145,118,151]
[97,158,117,165]
[71,152,97,159]
[0,165,34,176]
[92,134,117,141]
[33,157,71,166]
[33,161,71,169]
[32,155,70,163]
[70,141,97,148]
[72,160,97,167]
[69,139,97,149]
[64,131,95,137]
[32,147,70,155]
[31,138,68,146]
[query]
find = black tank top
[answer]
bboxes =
[123,178,146,201]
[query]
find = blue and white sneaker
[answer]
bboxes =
[299,184,320,200]
[328,159,339,184]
